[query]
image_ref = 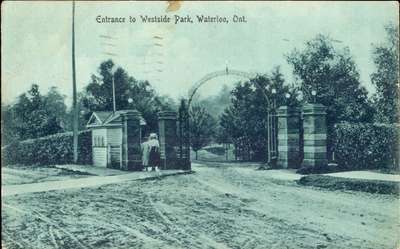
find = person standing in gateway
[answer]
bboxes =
[142,133,160,171]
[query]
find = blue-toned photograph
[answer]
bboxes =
[1,1,399,248]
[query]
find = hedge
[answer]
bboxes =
[297,163,342,175]
[332,122,399,171]
[2,130,92,165]
[298,175,400,195]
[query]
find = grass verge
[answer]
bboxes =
[298,175,400,195]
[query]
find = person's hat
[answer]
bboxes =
[149,133,158,139]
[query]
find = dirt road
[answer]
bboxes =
[2,169,186,196]
[2,163,399,249]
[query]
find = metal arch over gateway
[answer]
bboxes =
[187,68,272,109]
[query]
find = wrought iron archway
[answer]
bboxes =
[180,67,278,166]
[187,69,262,108]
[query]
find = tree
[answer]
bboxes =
[44,87,68,130]
[3,84,67,143]
[218,105,237,158]
[286,35,374,158]
[191,84,237,152]
[371,23,399,123]
[196,84,233,120]
[287,35,373,123]
[219,67,296,161]
[189,105,217,160]
[2,103,19,145]
[81,60,176,134]
[82,60,131,112]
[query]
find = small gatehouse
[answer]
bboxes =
[87,109,191,171]
[86,110,146,169]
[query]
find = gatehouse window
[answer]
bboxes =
[94,135,105,147]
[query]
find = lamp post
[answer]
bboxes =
[112,70,116,113]
[109,67,117,113]
[297,88,316,104]
[311,90,317,103]
[271,88,277,112]
[128,97,140,142]
[296,91,303,102]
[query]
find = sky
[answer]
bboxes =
[1,1,398,106]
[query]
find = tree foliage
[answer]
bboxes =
[191,84,236,147]
[286,35,374,159]
[2,84,67,144]
[333,122,399,171]
[195,84,233,119]
[219,68,297,161]
[286,34,373,124]
[81,60,176,134]
[189,105,217,159]
[371,23,399,123]
[3,130,92,165]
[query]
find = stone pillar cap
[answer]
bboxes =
[119,110,142,121]
[158,111,177,119]
[277,106,300,116]
[302,103,327,113]
[277,105,300,111]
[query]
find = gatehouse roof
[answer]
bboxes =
[86,110,146,128]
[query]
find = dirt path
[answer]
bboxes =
[325,171,400,182]
[2,163,399,249]
[2,170,187,196]
[193,165,399,247]
[1,166,91,186]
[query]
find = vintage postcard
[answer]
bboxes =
[1,1,399,248]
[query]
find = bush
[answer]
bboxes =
[2,130,92,165]
[296,163,342,175]
[298,175,400,195]
[332,122,399,171]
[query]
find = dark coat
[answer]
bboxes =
[148,145,160,167]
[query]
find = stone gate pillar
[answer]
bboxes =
[158,111,179,170]
[301,103,328,168]
[178,105,191,171]
[121,110,142,171]
[277,106,301,168]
